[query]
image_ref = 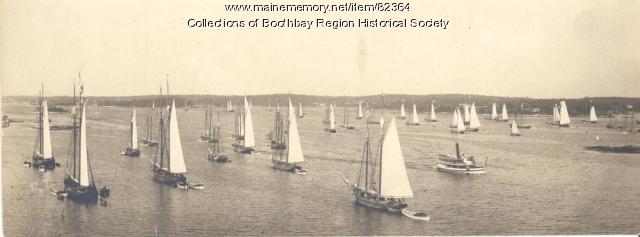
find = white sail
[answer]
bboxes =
[79,104,90,187]
[456,109,466,132]
[501,104,508,121]
[400,104,406,117]
[287,99,304,163]
[379,117,413,198]
[463,104,470,123]
[169,100,187,174]
[450,109,458,128]
[411,104,419,124]
[152,100,155,110]
[511,121,520,135]
[559,100,571,125]
[358,102,363,118]
[430,102,436,121]
[41,100,53,159]
[329,105,336,130]
[589,105,597,122]
[131,108,138,149]
[491,103,498,119]
[553,104,560,123]
[298,102,303,117]
[469,102,482,129]
[243,97,255,147]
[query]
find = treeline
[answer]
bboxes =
[4,94,640,116]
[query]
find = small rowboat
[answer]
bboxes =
[401,208,430,221]
[189,184,205,190]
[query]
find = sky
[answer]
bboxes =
[1,0,639,98]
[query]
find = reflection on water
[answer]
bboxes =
[3,103,640,236]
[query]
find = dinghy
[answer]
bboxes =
[401,208,431,221]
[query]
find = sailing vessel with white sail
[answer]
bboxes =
[425,101,437,122]
[436,143,486,174]
[343,116,427,219]
[298,102,304,118]
[546,104,561,125]
[498,104,509,122]
[226,100,234,112]
[272,99,306,174]
[64,82,101,203]
[406,104,420,126]
[123,108,141,156]
[32,87,56,171]
[233,97,256,154]
[208,111,229,163]
[466,102,481,131]
[356,101,364,120]
[150,99,193,189]
[200,106,216,143]
[325,104,337,133]
[583,105,598,123]
[341,104,355,129]
[451,108,465,134]
[488,102,498,120]
[399,103,407,119]
[558,100,571,127]
[511,120,521,136]
[463,104,471,125]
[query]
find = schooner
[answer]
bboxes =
[271,99,306,174]
[208,111,229,163]
[233,97,256,154]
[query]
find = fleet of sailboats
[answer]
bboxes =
[271,99,306,174]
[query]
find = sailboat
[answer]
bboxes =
[406,104,420,126]
[123,108,141,156]
[150,99,193,189]
[343,116,427,219]
[298,102,304,118]
[143,113,158,147]
[32,88,56,171]
[341,105,355,129]
[183,100,189,111]
[356,101,364,120]
[489,102,498,120]
[511,120,521,136]
[451,108,465,134]
[436,143,485,174]
[64,83,101,203]
[270,108,286,150]
[325,104,337,133]
[584,105,598,123]
[200,106,216,142]
[268,101,273,111]
[426,101,437,122]
[463,104,471,125]
[233,97,256,154]
[558,100,571,127]
[226,100,234,112]
[450,109,458,128]
[498,104,509,122]
[399,103,407,119]
[208,111,229,162]
[466,103,481,131]
[547,104,560,125]
[272,98,306,174]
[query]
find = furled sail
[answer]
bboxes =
[379,117,414,198]
[169,100,187,174]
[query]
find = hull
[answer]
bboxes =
[153,168,188,188]
[64,177,98,203]
[465,128,479,132]
[341,125,355,130]
[436,163,486,174]
[405,122,420,126]
[124,147,140,157]
[325,128,337,133]
[32,154,56,170]
[271,159,305,174]
[270,141,286,150]
[511,133,521,136]
[356,117,363,120]
[142,139,158,147]
[517,125,532,129]
[208,153,230,162]
[233,145,255,154]
[425,119,437,122]
[350,186,406,212]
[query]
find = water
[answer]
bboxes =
[3,103,640,236]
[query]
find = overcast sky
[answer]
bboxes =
[1,0,639,98]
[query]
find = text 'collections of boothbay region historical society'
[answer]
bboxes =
[187,2,449,30]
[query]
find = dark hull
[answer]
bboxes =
[347,183,406,212]
[208,153,230,162]
[272,159,304,173]
[270,141,286,150]
[124,147,140,157]
[142,139,158,147]
[233,145,255,154]
[325,128,337,133]
[32,154,56,170]
[153,168,188,188]
[64,177,98,203]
